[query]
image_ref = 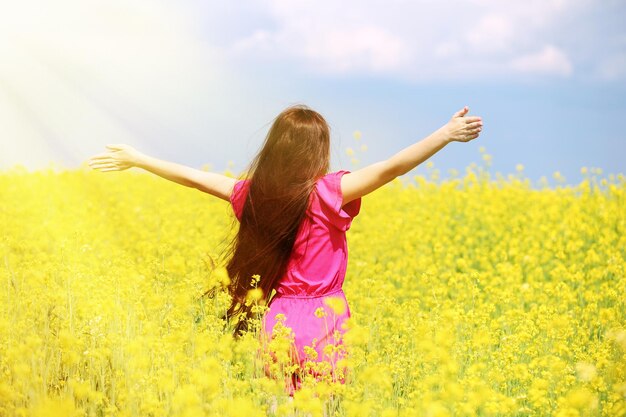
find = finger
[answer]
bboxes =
[89,157,112,163]
[91,163,117,169]
[88,159,114,166]
[453,106,468,117]
[106,144,123,149]
[453,106,469,118]
[95,164,119,171]
[464,118,482,125]
[89,153,114,160]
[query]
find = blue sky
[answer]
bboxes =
[0,0,624,187]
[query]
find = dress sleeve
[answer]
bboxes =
[229,179,249,221]
[315,170,362,231]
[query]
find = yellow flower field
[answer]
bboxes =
[0,162,624,417]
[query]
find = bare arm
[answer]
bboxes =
[136,154,237,201]
[87,144,237,202]
[341,106,483,206]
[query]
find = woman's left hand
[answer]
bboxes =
[443,106,483,143]
[87,144,142,172]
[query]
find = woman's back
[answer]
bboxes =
[229,169,362,395]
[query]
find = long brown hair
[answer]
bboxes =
[208,104,331,338]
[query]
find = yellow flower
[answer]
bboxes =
[214,266,231,286]
[564,387,598,410]
[29,397,77,417]
[249,273,261,286]
[323,296,347,315]
[303,345,318,360]
[425,401,451,417]
[245,288,263,305]
[3,159,624,416]
[323,343,335,357]
[608,329,626,350]
[343,321,369,346]
[575,361,597,381]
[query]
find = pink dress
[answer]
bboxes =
[229,169,362,395]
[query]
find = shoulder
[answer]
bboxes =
[314,170,350,195]
[316,170,350,185]
[312,170,361,231]
[229,178,251,221]
[230,178,250,199]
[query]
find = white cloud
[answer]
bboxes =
[224,0,606,81]
[595,52,626,81]
[231,6,411,75]
[435,41,461,59]
[509,45,573,76]
[294,26,410,74]
[233,29,275,52]
[464,13,516,55]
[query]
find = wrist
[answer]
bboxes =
[436,124,452,145]
[133,152,149,169]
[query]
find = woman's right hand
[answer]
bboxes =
[444,106,483,143]
[87,144,143,172]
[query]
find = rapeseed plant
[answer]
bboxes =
[0,164,624,416]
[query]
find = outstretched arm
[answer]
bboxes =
[341,106,483,206]
[87,144,237,202]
